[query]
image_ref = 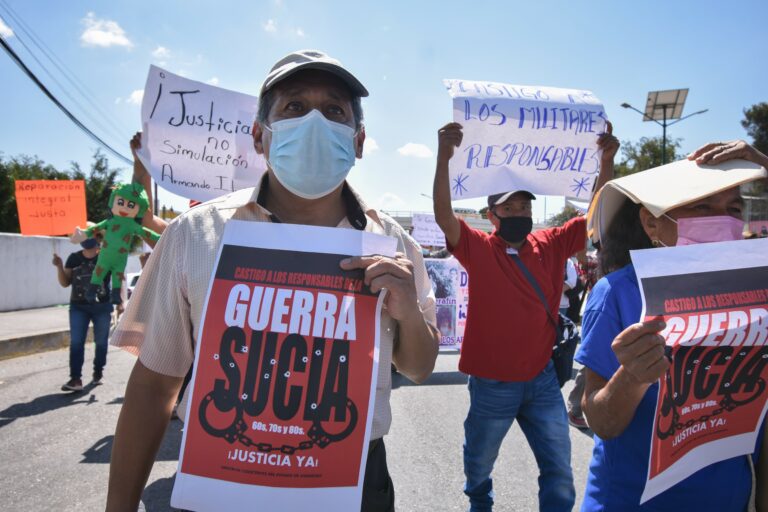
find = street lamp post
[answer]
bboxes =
[621,89,708,165]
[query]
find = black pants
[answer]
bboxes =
[362,438,395,512]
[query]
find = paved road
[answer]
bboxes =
[0,345,595,511]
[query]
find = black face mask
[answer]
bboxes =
[497,216,532,244]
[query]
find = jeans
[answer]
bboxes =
[69,302,112,379]
[463,361,575,512]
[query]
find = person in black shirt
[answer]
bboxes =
[53,230,113,391]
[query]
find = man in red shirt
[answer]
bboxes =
[432,122,617,511]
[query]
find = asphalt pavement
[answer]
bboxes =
[0,341,595,511]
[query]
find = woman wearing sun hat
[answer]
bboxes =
[575,140,768,511]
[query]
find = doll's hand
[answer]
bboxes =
[70,227,87,244]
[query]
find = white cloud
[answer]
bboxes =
[80,12,133,48]
[295,28,305,37]
[152,46,170,59]
[375,192,407,211]
[363,138,379,156]
[397,143,433,159]
[207,77,220,86]
[263,19,277,33]
[0,18,14,38]
[127,89,144,105]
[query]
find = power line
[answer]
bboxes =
[0,33,132,165]
[0,13,128,148]
[0,2,129,146]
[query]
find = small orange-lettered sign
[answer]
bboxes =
[15,180,87,235]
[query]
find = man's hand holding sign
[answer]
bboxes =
[342,252,437,383]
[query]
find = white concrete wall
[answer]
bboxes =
[0,233,142,312]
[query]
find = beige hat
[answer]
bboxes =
[591,158,767,243]
[260,49,369,97]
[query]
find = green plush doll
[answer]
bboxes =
[71,182,161,304]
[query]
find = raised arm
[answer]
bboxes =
[433,123,463,248]
[130,131,168,242]
[593,120,619,199]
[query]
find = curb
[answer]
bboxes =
[0,330,92,361]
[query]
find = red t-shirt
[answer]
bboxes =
[448,216,586,381]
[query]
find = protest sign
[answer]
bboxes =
[412,213,446,247]
[137,65,267,202]
[171,220,395,511]
[444,79,607,201]
[14,180,87,235]
[631,238,768,503]
[425,257,468,349]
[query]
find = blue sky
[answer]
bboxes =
[1,0,766,222]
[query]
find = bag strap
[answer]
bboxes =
[508,253,562,344]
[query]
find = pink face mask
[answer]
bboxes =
[674,215,745,246]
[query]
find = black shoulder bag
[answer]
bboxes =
[508,253,579,387]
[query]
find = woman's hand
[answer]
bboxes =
[688,140,768,168]
[612,319,669,385]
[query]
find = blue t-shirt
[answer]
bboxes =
[575,264,760,512]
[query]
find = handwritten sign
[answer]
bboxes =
[137,65,267,202]
[14,180,87,235]
[631,238,768,503]
[444,79,607,200]
[412,213,446,247]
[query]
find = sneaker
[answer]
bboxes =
[568,411,589,430]
[92,370,103,384]
[61,378,84,392]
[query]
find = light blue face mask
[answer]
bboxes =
[265,109,357,199]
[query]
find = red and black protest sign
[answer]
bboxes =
[169,222,394,510]
[632,239,768,503]
[180,243,380,490]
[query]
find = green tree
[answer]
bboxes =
[547,204,581,227]
[69,149,121,223]
[741,102,768,155]
[614,136,682,178]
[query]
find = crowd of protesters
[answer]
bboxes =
[48,48,768,512]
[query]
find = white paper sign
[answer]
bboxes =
[137,65,267,201]
[566,198,590,213]
[412,213,446,247]
[444,79,607,201]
